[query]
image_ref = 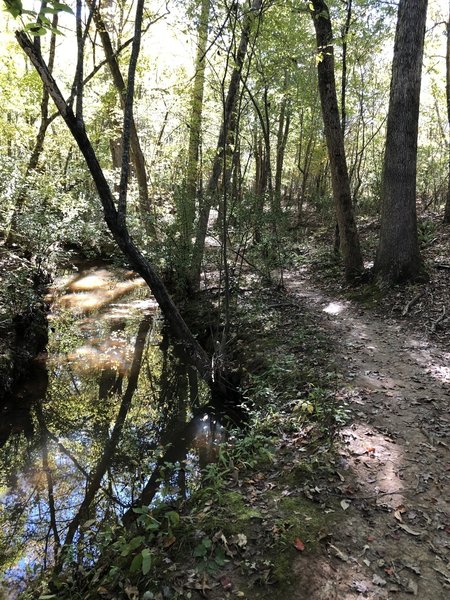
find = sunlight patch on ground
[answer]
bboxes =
[407,346,450,386]
[341,422,406,509]
[323,301,345,315]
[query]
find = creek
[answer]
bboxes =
[0,262,227,597]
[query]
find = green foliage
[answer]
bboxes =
[192,536,227,573]
[418,218,437,247]
[3,0,73,35]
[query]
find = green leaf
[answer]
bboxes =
[4,0,23,18]
[128,536,145,552]
[24,23,47,36]
[141,548,152,575]
[193,544,207,558]
[165,511,180,527]
[50,1,74,14]
[129,552,143,574]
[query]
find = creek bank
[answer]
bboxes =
[32,280,343,600]
[0,246,50,445]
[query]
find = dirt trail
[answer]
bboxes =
[284,273,450,599]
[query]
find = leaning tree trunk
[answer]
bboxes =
[310,0,364,280]
[15,31,216,391]
[374,0,428,282]
[444,1,450,224]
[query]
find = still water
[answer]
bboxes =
[0,264,225,597]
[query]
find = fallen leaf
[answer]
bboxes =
[398,523,422,537]
[340,499,351,511]
[406,579,418,595]
[294,537,305,551]
[372,574,387,587]
[329,544,349,562]
[219,576,232,590]
[163,535,176,549]
[394,504,406,522]
[235,533,247,547]
[352,581,369,593]
[367,535,375,542]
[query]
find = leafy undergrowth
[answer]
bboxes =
[23,285,352,600]
[0,244,49,400]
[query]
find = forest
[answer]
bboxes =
[0,0,449,598]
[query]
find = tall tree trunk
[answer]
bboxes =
[274,78,291,214]
[374,0,428,282]
[189,0,263,292]
[444,2,450,224]
[181,0,210,248]
[310,0,364,280]
[340,0,352,133]
[87,0,155,236]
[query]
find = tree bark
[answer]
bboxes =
[189,0,263,292]
[374,0,428,282]
[444,1,450,224]
[310,0,364,280]
[340,0,352,134]
[274,88,291,212]
[86,0,155,236]
[182,0,211,248]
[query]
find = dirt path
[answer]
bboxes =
[284,272,450,599]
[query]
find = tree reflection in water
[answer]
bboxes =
[0,265,226,596]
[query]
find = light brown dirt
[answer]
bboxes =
[283,272,450,600]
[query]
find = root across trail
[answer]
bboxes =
[278,271,450,599]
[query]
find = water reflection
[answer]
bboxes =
[0,264,226,597]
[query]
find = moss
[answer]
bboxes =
[345,282,384,307]
[195,490,263,536]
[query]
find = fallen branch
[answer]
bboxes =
[433,262,450,270]
[431,305,447,333]
[402,290,425,316]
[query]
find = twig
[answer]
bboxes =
[402,290,425,316]
[431,305,447,333]
[330,489,408,500]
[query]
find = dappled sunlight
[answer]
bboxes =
[340,422,406,510]
[66,339,133,376]
[407,345,450,387]
[56,277,146,313]
[68,270,112,292]
[323,301,345,315]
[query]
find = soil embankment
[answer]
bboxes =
[0,247,49,445]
